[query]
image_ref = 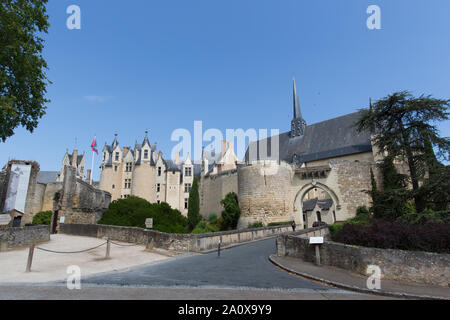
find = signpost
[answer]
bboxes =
[145,218,153,229]
[309,236,324,266]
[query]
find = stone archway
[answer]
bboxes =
[293,182,340,228]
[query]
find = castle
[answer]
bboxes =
[97,80,381,229]
[98,132,201,215]
[199,79,382,229]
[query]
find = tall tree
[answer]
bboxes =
[220,192,241,230]
[356,91,450,213]
[0,0,50,142]
[187,177,201,231]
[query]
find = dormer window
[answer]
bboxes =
[115,152,119,161]
[185,167,192,177]
[103,153,106,161]
[144,150,149,159]
[158,167,162,176]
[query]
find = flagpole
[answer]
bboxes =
[90,135,96,185]
[90,150,94,185]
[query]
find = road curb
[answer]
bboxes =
[268,254,448,301]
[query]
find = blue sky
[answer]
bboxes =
[1,0,449,179]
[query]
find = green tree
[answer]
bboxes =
[356,91,450,213]
[1,0,51,142]
[32,210,52,225]
[187,177,201,231]
[220,192,241,230]
[98,196,188,233]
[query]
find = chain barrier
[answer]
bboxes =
[35,241,107,254]
[109,241,140,247]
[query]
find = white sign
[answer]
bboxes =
[60,216,65,224]
[3,164,31,213]
[0,214,12,226]
[309,236,324,244]
[145,218,153,229]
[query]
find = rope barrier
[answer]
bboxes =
[109,241,140,247]
[35,242,107,254]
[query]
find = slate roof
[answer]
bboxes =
[302,197,334,212]
[245,111,372,165]
[68,154,84,166]
[37,171,59,184]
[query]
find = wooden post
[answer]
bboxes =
[218,239,221,257]
[25,242,35,272]
[314,244,321,266]
[105,238,111,259]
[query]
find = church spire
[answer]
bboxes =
[293,77,302,119]
[290,77,306,138]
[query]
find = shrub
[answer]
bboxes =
[32,211,52,225]
[220,192,240,231]
[332,221,450,253]
[248,221,264,229]
[98,196,188,233]
[397,208,450,225]
[192,220,220,234]
[208,213,218,225]
[267,221,293,227]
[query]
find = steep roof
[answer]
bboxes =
[245,111,372,165]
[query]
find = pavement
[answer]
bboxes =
[269,254,450,300]
[0,234,172,284]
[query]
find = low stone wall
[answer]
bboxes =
[276,232,450,287]
[0,225,50,249]
[60,224,295,252]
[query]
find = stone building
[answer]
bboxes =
[0,159,110,229]
[99,132,200,216]
[234,79,381,228]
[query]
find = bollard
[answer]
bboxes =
[146,236,154,250]
[314,245,321,266]
[25,242,35,272]
[218,239,221,257]
[105,238,111,259]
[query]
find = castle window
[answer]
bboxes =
[115,152,119,161]
[316,211,322,222]
[157,183,161,192]
[126,162,132,172]
[157,200,161,204]
[158,167,162,176]
[114,166,118,172]
[185,167,192,177]
[124,179,131,189]
[184,198,188,209]
[184,183,191,193]
[144,150,149,159]
[112,184,115,189]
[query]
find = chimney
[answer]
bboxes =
[86,169,91,183]
[157,151,162,160]
[72,149,78,167]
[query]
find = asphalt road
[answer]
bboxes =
[1,238,394,299]
[77,238,328,290]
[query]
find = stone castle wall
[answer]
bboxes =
[199,170,238,219]
[237,158,377,229]
[238,161,294,228]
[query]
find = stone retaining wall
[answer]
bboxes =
[0,225,50,249]
[60,224,295,252]
[276,232,450,287]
